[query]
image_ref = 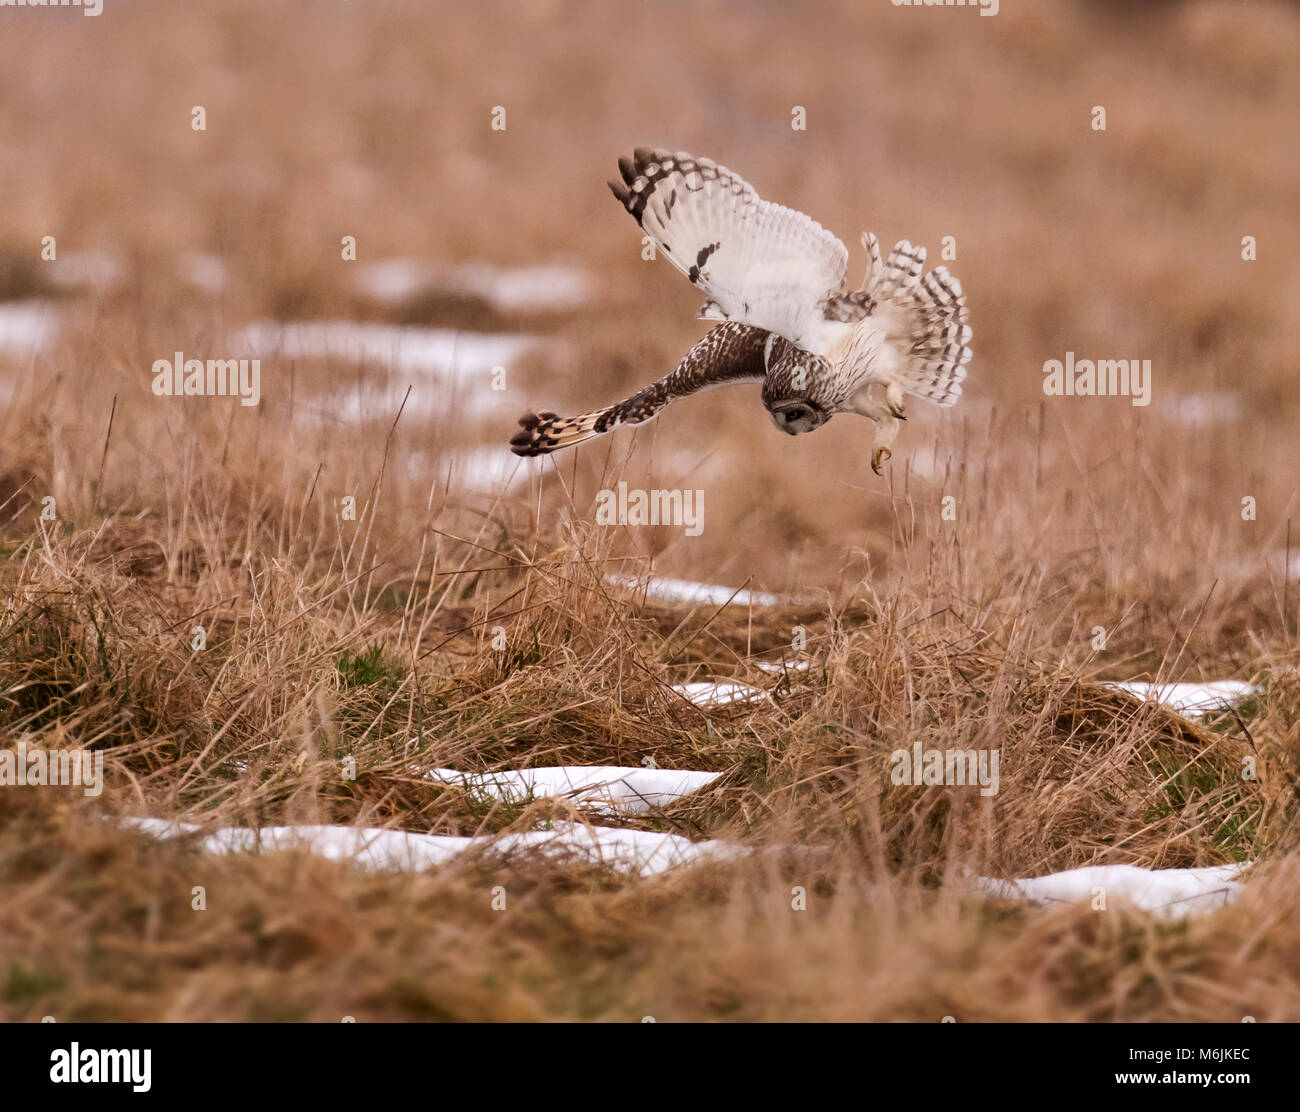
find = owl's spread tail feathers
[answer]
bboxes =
[860,234,972,408]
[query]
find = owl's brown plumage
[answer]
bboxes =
[510,322,770,456]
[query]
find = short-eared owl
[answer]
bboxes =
[510,148,971,474]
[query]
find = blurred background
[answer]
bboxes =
[1,0,1297,651]
[3,0,1300,1025]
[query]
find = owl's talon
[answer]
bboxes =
[871,446,891,475]
[885,379,906,421]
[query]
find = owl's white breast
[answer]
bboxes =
[829,318,894,395]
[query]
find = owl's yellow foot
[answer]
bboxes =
[853,388,901,477]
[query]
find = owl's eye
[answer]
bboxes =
[785,408,805,421]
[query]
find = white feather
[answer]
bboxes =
[631,153,849,355]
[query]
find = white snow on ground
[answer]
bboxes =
[118,817,739,877]
[177,253,228,294]
[671,681,768,708]
[430,445,546,493]
[230,320,538,377]
[117,666,1263,911]
[1162,392,1243,427]
[119,812,1248,917]
[228,320,546,425]
[1227,550,1300,580]
[1102,680,1255,716]
[752,659,811,674]
[353,259,590,313]
[603,573,794,609]
[975,862,1249,919]
[323,380,504,425]
[46,251,123,293]
[454,262,590,313]
[421,764,721,815]
[352,259,433,304]
[0,301,59,356]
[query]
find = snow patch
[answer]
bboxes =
[1162,392,1243,427]
[421,764,721,815]
[976,862,1248,919]
[47,251,123,293]
[178,253,228,294]
[319,380,503,425]
[1102,680,1255,717]
[752,659,811,675]
[1227,550,1300,580]
[433,445,545,492]
[0,301,59,356]
[118,817,739,877]
[228,321,546,426]
[455,261,590,313]
[352,259,433,304]
[604,573,798,609]
[671,681,768,708]
[230,319,538,377]
[353,259,590,313]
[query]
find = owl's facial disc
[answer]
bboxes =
[769,400,826,436]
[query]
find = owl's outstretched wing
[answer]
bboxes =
[510,321,768,456]
[608,148,849,356]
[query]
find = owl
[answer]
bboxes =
[510,148,971,474]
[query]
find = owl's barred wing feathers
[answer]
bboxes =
[510,322,768,456]
[608,148,849,355]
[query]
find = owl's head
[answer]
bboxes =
[762,333,832,435]
[767,399,828,436]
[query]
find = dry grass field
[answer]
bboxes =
[2,0,1299,1021]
